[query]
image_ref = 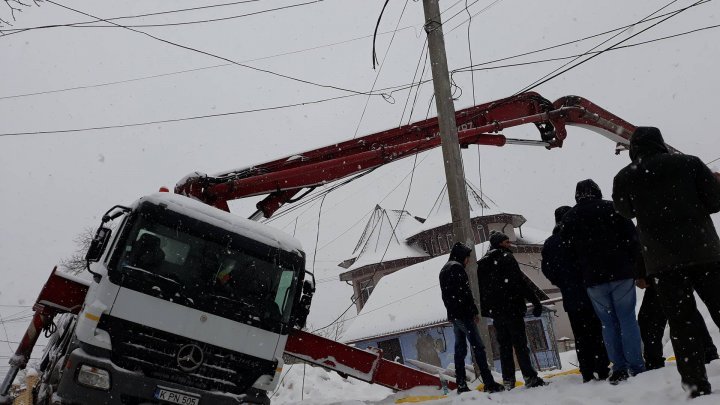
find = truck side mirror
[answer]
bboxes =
[85,227,112,263]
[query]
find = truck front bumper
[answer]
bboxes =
[55,348,269,405]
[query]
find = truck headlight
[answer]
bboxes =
[77,364,111,390]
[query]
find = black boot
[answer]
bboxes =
[483,381,505,393]
[525,376,547,388]
[608,370,629,385]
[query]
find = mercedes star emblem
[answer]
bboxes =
[176,344,204,372]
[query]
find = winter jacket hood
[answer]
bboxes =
[629,127,669,162]
[575,179,602,203]
[449,242,473,262]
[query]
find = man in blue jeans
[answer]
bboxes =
[439,242,504,394]
[562,179,645,384]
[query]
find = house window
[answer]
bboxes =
[477,225,487,243]
[446,234,454,251]
[377,338,405,364]
[359,279,375,306]
[430,238,438,256]
[525,319,548,352]
[438,235,448,253]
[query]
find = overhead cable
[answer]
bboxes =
[514,0,704,94]
[46,1,385,99]
[0,25,415,101]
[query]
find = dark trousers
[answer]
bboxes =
[452,318,494,385]
[567,307,610,380]
[493,316,538,383]
[638,286,717,369]
[654,264,720,389]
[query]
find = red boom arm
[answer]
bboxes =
[175,92,637,218]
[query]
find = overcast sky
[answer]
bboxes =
[1,0,719,364]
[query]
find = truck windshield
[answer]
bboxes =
[108,207,302,334]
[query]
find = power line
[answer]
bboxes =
[46,1,383,99]
[0,0,269,35]
[0,25,415,101]
[450,0,711,71]
[450,23,720,75]
[514,0,705,94]
[0,93,358,137]
[56,1,326,29]
[354,0,409,138]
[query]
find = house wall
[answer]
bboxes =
[515,251,574,348]
[352,314,562,377]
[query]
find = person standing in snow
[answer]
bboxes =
[613,126,720,398]
[439,242,505,394]
[477,232,546,390]
[541,206,610,382]
[635,256,718,371]
[561,179,645,384]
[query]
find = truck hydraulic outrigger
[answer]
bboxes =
[1,92,643,403]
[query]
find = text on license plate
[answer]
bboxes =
[154,388,200,405]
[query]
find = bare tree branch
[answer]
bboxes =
[1,0,41,28]
[60,227,95,275]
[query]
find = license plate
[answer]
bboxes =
[154,387,201,405]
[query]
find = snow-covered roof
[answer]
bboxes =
[408,207,506,236]
[407,182,524,236]
[138,193,304,253]
[343,240,490,343]
[346,206,428,271]
[517,226,552,245]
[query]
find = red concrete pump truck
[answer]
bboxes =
[0,92,641,405]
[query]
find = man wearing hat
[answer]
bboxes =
[439,242,504,394]
[477,231,546,390]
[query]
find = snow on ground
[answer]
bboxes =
[276,298,720,405]
[273,356,720,405]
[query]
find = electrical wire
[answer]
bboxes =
[62,1,326,29]
[450,0,711,72]
[451,23,720,75]
[0,0,269,35]
[464,0,476,106]
[354,0,409,138]
[0,25,415,101]
[46,1,385,99]
[514,0,704,95]
[313,147,422,334]
[0,93,359,137]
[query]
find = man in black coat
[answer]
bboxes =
[635,256,718,371]
[613,126,720,398]
[561,179,644,384]
[541,206,609,382]
[478,232,546,390]
[439,242,504,394]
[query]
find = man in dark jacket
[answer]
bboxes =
[561,179,644,384]
[613,126,720,398]
[477,232,546,390]
[635,256,718,371]
[541,206,610,382]
[439,242,504,394]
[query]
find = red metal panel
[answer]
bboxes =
[34,267,90,315]
[285,330,455,391]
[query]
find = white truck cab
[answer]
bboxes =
[39,193,313,405]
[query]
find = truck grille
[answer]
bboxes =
[98,315,276,395]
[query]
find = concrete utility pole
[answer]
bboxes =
[421,0,493,359]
